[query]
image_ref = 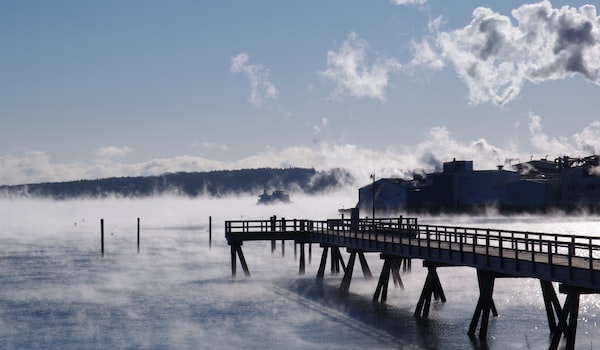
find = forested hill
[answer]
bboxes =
[0,168,354,199]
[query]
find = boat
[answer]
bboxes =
[257,190,291,205]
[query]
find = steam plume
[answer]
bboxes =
[230,53,279,108]
[423,1,600,106]
[320,32,402,102]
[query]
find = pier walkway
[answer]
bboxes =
[225,216,600,350]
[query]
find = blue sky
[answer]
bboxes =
[1,0,600,185]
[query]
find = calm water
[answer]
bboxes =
[1,196,599,349]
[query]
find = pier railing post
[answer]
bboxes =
[548,240,553,276]
[485,230,490,266]
[515,234,520,270]
[459,229,464,262]
[426,226,431,257]
[589,237,594,284]
[568,236,575,280]
[472,231,477,263]
[531,235,536,273]
[408,225,413,254]
[499,234,503,268]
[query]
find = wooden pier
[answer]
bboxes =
[225,216,600,350]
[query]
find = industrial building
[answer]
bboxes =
[356,155,600,214]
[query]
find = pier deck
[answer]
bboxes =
[225,216,600,349]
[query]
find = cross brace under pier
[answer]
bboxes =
[414,261,447,319]
[373,255,409,303]
[549,284,600,350]
[316,245,347,281]
[230,243,250,277]
[468,269,503,339]
[339,250,373,293]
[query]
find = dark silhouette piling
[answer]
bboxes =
[137,217,140,253]
[100,219,104,257]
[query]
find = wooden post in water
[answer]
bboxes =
[209,216,212,248]
[100,219,105,257]
[137,217,140,253]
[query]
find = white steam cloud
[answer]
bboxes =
[230,52,279,108]
[320,32,402,102]
[3,117,600,187]
[421,1,600,106]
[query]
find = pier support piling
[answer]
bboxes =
[390,260,404,289]
[298,242,306,275]
[339,251,357,293]
[230,243,250,277]
[549,284,599,350]
[540,280,562,335]
[317,246,329,282]
[339,250,373,293]
[373,255,406,303]
[316,245,346,282]
[414,262,447,319]
[373,258,392,303]
[400,257,411,272]
[330,246,346,274]
[358,251,373,280]
[468,269,501,339]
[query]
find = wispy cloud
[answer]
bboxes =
[0,152,91,185]
[320,32,402,102]
[312,117,329,134]
[200,141,230,151]
[95,146,133,159]
[409,39,445,72]
[390,0,427,6]
[418,1,600,106]
[230,53,279,108]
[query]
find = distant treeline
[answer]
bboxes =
[0,167,354,199]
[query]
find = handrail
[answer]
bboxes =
[225,217,419,234]
[225,217,600,269]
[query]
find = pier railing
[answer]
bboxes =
[410,224,600,271]
[226,217,600,274]
[225,217,419,235]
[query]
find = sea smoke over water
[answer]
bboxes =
[0,196,599,349]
